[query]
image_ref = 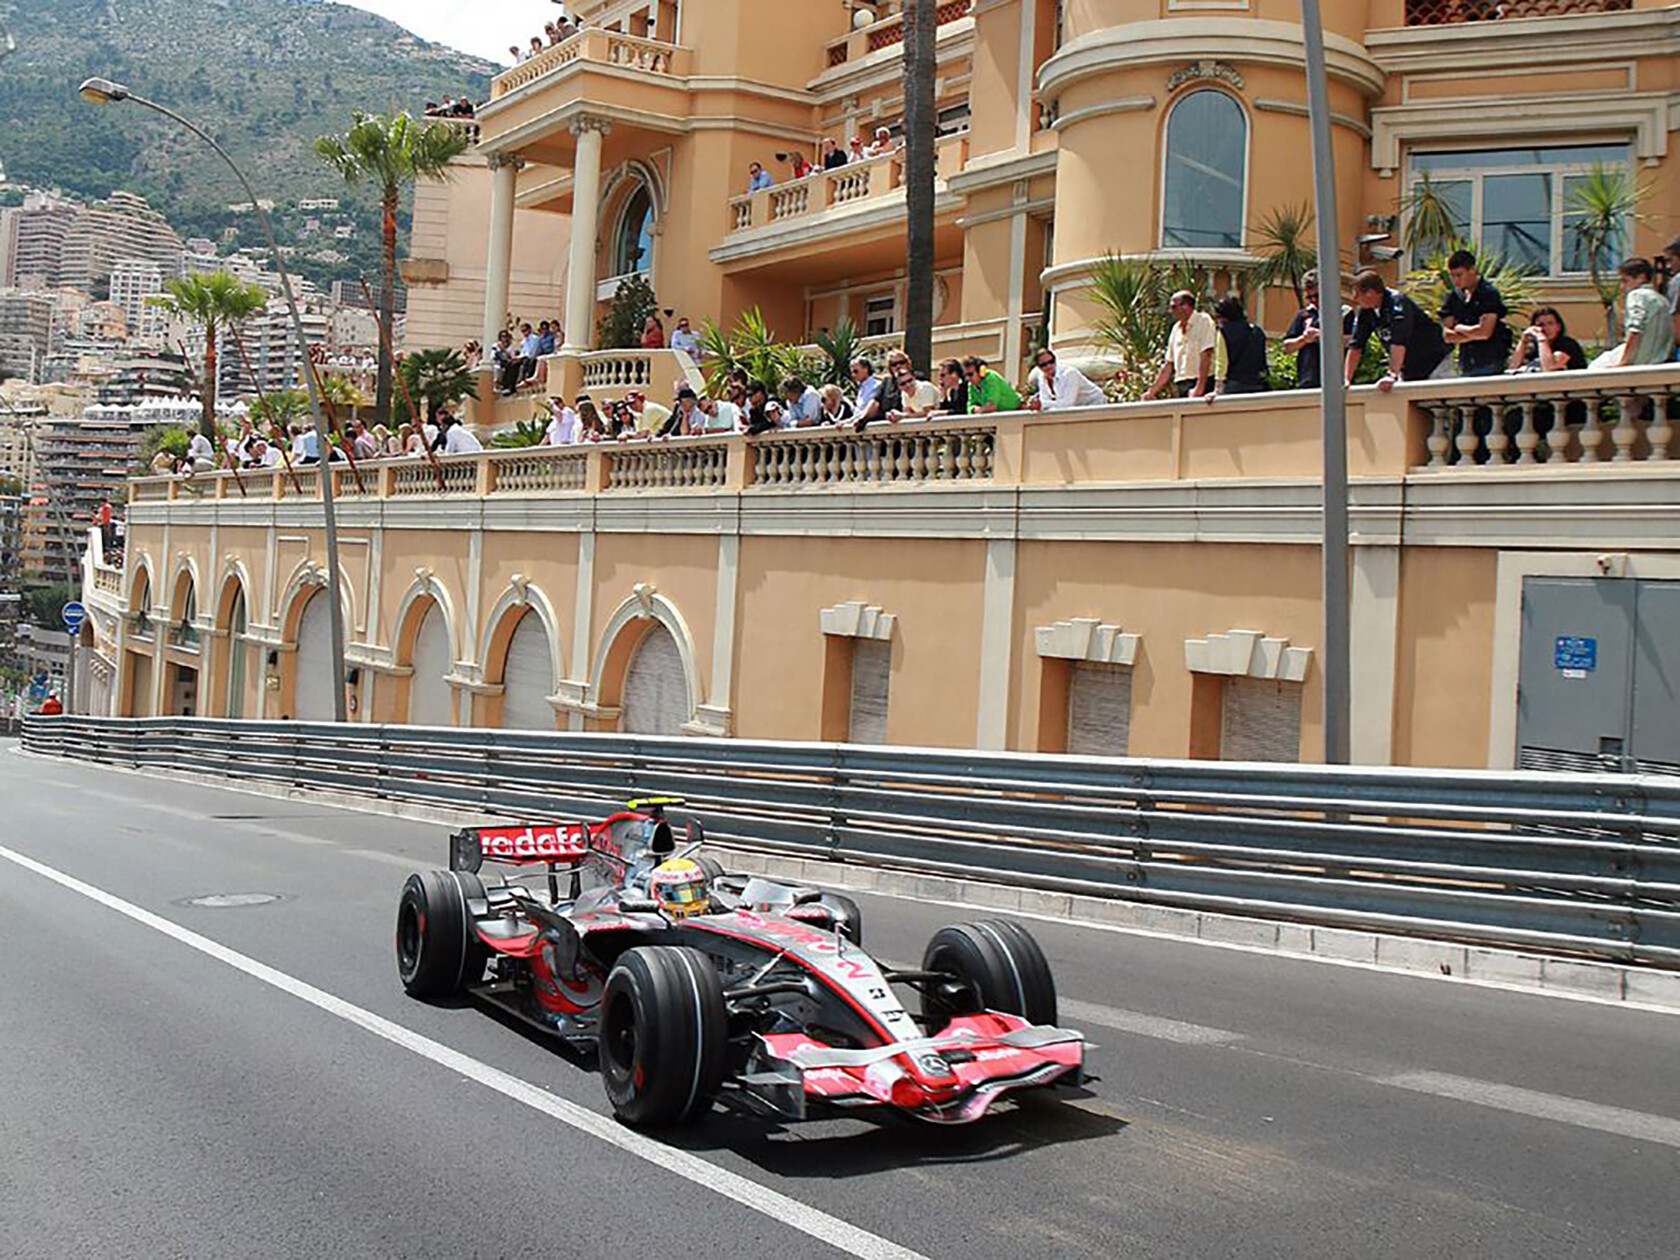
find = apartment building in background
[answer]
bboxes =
[57,191,183,298]
[108,260,169,347]
[0,191,79,290]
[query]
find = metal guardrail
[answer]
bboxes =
[21,716,1680,967]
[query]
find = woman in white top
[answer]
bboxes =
[544,398,581,445]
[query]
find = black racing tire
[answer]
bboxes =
[598,946,727,1128]
[396,869,487,999]
[920,919,1057,1027]
[821,892,864,946]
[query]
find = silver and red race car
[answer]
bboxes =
[395,798,1088,1127]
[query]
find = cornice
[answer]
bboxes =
[944,147,1058,196]
[1364,8,1679,72]
[1039,18,1387,101]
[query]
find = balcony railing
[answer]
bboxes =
[725,134,967,236]
[826,0,973,68]
[490,29,686,99]
[1403,0,1630,25]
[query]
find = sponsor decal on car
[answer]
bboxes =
[473,824,588,862]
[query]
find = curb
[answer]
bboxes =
[20,747,1680,1015]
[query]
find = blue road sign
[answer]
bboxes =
[61,600,87,634]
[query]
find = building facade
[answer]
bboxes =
[417,0,1677,401]
[57,191,183,299]
[108,259,168,347]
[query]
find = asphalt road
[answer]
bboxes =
[2,742,1677,1260]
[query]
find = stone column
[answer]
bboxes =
[562,116,611,353]
[482,153,519,352]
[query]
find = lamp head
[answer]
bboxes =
[78,77,130,105]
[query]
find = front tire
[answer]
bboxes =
[920,919,1058,1027]
[396,869,486,999]
[598,946,727,1127]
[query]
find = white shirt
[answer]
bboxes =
[252,445,282,468]
[897,379,942,415]
[1167,311,1218,384]
[1035,363,1107,410]
[697,401,740,433]
[443,425,483,455]
[670,328,702,357]
[545,406,580,445]
[187,433,215,463]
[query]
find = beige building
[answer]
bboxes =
[58,192,183,298]
[85,1,1680,773]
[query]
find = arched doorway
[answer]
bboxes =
[620,624,687,735]
[166,569,201,717]
[409,602,452,726]
[499,610,555,730]
[224,585,249,718]
[293,589,336,721]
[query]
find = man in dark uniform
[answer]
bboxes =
[1344,270,1450,393]
[1441,249,1512,378]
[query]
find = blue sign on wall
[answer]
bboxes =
[1554,636,1597,673]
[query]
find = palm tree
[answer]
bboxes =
[149,271,267,439]
[1251,203,1317,307]
[1399,173,1464,260]
[315,112,471,423]
[247,388,309,433]
[901,0,937,376]
[1401,244,1540,329]
[397,347,479,425]
[1565,163,1651,342]
[1087,253,1201,399]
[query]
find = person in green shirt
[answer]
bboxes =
[1617,257,1676,366]
[963,355,1022,414]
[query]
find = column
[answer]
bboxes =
[482,153,519,352]
[562,116,611,353]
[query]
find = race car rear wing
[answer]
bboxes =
[449,823,588,873]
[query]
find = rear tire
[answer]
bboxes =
[396,869,486,999]
[598,946,727,1127]
[920,919,1057,1027]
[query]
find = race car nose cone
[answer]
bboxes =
[890,1077,927,1109]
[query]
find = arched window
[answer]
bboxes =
[1161,90,1247,250]
[612,186,654,278]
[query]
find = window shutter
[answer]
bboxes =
[621,625,688,736]
[409,605,452,726]
[1221,677,1301,762]
[500,612,554,730]
[848,640,891,745]
[1067,662,1132,757]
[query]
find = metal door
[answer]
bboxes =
[500,611,554,731]
[408,604,452,727]
[847,640,891,745]
[1630,581,1680,774]
[1068,662,1132,756]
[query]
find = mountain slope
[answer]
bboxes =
[0,0,492,288]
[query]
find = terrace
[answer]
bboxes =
[488,28,689,101]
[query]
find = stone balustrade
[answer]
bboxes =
[606,443,730,491]
[490,29,687,99]
[1411,366,1679,470]
[724,134,967,236]
[753,425,995,488]
[824,0,973,67]
[93,565,123,598]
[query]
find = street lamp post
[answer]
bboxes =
[1298,5,1351,765]
[79,77,350,723]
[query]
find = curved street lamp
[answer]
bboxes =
[79,77,349,723]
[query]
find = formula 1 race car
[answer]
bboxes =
[395,798,1087,1127]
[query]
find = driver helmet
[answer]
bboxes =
[649,858,710,918]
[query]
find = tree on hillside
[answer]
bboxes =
[149,271,267,439]
[902,0,937,376]
[314,112,470,424]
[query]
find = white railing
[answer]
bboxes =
[391,459,478,497]
[605,32,677,73]
[490,450,589,493]
[94,566,123,598]
[827,163,874,205]
[490,29,683,98]
[1413,368,1679,470]
[493,32,585,96]
[769,183,811,221]
[751,424,995,489]
[606,442,729,490]
[729,196,753,230]
[579,348,706,398]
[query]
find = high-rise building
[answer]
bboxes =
[0,493,23,668]
[58,191,183,297]
[219,300,330,395]
[0,289,54,383]
[0,399,39,488]
[0,191,80,290]
[109,259,168,346]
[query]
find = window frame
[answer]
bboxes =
[862,292,899,338]
[1158,87,1251,253]
[1403,142,1634,279]
[610,185,655,281]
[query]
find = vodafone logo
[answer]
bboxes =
[476,825,586,861]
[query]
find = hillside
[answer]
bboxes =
[0,0,493,290]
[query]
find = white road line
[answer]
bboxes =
[0,842,930,1260]
[1059,998,1244,1046]
[340,847,424,868]
[1380,1071,1680,1150]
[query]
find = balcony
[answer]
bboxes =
[1402,0,1629,24]
[489,29,689,101]
[825,0,974,68]
[715,134,969,266]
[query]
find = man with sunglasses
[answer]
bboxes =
[1027,348,1105,410]
[962,355,1021,414]
[881,350,942,424]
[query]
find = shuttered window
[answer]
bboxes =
[848,640,891,745]
[500,611,555,730]
[1068,662,1132,756]
[1221,677,1302,763]
[621,625,688,736]
[408,604,452,727]
[293,592,335,722]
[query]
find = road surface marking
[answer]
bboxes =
[1380,1071,1680,1150]
[1060,998,1244,1046]
[341,847,424,868]
[0,842,930,1260]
